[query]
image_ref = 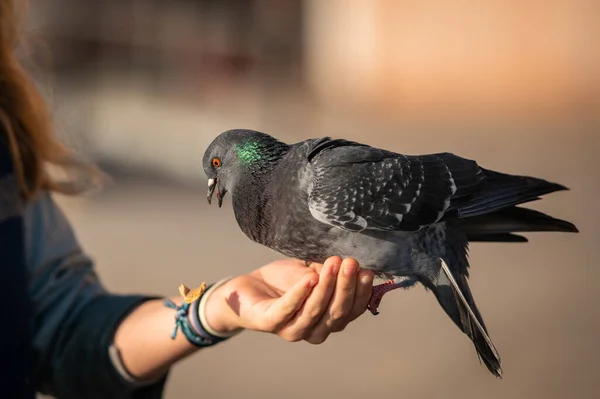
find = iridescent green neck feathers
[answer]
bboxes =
[236,140,264,165]
[235,138,288,166]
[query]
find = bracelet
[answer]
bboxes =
[164,278,236,348]
[197,277,242,338]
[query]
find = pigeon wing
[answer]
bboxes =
[305,137,484,232]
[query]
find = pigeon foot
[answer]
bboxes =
[367,279,414,315]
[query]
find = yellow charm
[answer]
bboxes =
[178,282,207,304]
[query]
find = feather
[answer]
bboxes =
[438,259,503,377]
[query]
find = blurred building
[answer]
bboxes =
[29,0,303,97]
[25,0,600,180]
[30,0,600,113]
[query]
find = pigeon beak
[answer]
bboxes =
[207,177,226,208]
[216,187,226,208]
[207,178,217,205]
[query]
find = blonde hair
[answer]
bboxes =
[0,0,100,201]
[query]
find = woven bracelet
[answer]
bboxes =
[164,282,229,348]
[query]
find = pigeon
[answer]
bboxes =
[202,129,578,378]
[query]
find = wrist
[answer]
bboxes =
[198,277,245,336]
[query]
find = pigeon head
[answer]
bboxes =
[203,129,289,207]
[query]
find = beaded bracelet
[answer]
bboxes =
[164,278,239,347]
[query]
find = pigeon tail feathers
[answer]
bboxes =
[458,205,578,243]
[453,170,569,219]
[424,259,502,378]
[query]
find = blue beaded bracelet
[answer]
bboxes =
[164,283,228,348]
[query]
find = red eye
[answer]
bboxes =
[212,157,222,167]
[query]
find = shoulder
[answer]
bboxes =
[23,190,83,269]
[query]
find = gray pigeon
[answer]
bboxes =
[202,129,578,378]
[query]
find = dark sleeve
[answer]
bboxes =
[0,138,36,398]
[25,193,169,399]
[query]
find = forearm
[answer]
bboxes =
[113,279,243,381]
[25,193,240,397]
[112,297,200,381]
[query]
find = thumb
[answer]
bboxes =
[262,272,318,330]
[257,261,315,292]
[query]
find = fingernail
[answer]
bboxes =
[330,263,340,276]
[360,273,373,285]
[308,277,318,287]
[344,265,357,277]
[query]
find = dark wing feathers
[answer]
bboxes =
[307,137,371,162]
[305,137,569,233]
[437,153,485,198]
[306,138,479,232]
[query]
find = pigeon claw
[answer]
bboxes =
[367,305,380,316]
[367,279,414,316]
[367,292,384,316]
[367,280,393,316]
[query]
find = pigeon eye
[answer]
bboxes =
[211,157,222,167]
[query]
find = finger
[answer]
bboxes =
[262,271,318,331]
[277,256,341,341]
[308,262,325,274]
[255,261,314,293]
[343,269,374,324]
[305,257,359,344]
[270,259,309,268]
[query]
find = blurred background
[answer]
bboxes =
[24,0,598,398]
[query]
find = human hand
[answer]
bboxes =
[203,256,374,344]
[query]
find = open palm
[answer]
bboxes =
[213,257,374,344]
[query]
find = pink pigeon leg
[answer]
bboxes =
[367,279,416,315]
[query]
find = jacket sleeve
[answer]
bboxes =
[25,192,168,399]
